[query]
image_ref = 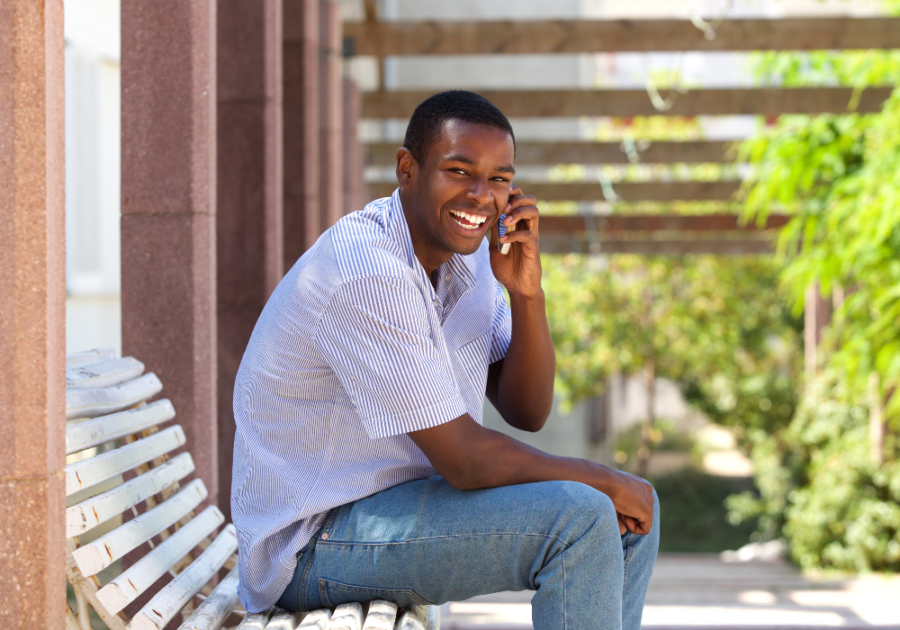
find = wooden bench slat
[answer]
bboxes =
[96,506,225,615]
[270,610,308,630]
[65,425,186,496]
[176,565,240,630]
[128,524,238,630]
[297,610,332,630]
[66,399,176,455]
[72,479,207,577]
[66,348,117,369]
[362,601,398,630]
[67,452,195,538]
[396,608,427,630]
[237,610,275,630]
[66,372,163,420]
[327,604,364,630]
[66,357,145,390]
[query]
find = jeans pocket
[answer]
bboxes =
[318,578,435,609]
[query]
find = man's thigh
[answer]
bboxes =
[305,475,616,609]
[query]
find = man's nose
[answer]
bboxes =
[465,178,493,206]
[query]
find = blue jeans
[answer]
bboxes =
[276,476,659,630]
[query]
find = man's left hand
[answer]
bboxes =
[489,186,542,298]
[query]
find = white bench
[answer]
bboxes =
[65,349,440,630]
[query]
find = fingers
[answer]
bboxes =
[498,228,539,255]
[504,189,539,237]
[610,471,655,535]
[503,205,538,227]
[618,514,642,535]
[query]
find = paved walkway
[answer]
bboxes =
[440,554,900,629]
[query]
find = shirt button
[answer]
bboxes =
[321,533,328,540]
[445,275,451,282]
[433,299,440,307]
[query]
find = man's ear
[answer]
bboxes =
[396,147,417,189]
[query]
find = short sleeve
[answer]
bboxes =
[315,276,468,439]
[489,281,512,364]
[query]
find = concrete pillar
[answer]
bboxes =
[319,1,343,230]
[0,1,66,626]
[342,77,364,214]
[120,0,218,517]
[804,282,832,379]
[216,0,284,522]
[284,0,320,269]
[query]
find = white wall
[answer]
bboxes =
[64,0,122,357]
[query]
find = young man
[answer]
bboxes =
[232,90,659,630]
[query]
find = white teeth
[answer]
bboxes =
[449,209,487,229]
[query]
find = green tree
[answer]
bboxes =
[545,254,801,475]
[731,12,900,569]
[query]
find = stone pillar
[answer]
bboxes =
[120,0,218,510]
[342,77,364,215]
[216,0,284,521]
[0,1,66,626]
[804,282,831,380]
[319,1,343,230]
[283,0,320,269]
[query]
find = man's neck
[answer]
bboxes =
[399,190,452,276]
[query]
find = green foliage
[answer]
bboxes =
[613,419,695,456]
[544,254,802,438]
[652,468,759,553]
[732,25,900,571]
[741,50,900,410]
[728,375,900,572]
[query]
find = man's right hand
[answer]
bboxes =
[602,468,656,535]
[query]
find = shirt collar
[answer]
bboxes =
[388,188,476,291]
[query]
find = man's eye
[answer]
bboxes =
[450,168,467,175]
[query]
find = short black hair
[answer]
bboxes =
[403,90,515,164]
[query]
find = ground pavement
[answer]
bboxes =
[440,553,900,630]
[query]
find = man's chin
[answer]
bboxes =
[451,236,486,257]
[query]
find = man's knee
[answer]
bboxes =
[537,480,619,540]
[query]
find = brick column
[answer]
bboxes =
[319,0,343,230]
[120,0,218,507]
[0,1,66,626]
[216,0,284,521]
[283,0,321,268]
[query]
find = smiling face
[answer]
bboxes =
[397,119,516,274]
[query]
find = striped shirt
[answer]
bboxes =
[231,190,513,613]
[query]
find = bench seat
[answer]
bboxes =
[64,349,439,630]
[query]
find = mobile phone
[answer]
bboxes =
[497,213,515,254]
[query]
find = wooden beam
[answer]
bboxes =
[344,18,900,55]
[368,180,741,202]
[362,87,892,119]
[366,140,733,166]
[540,213,789,234]
[541,236,774,255]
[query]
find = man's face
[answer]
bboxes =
[399,120,515,265]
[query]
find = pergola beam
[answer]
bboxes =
[541,237,774,255]
[362,87,892,119]
[344,17,900,55]
[366,140,734,166]
[368,180,742,202]
[540,213,788,234]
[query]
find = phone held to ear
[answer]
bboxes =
[497,213,515,255]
